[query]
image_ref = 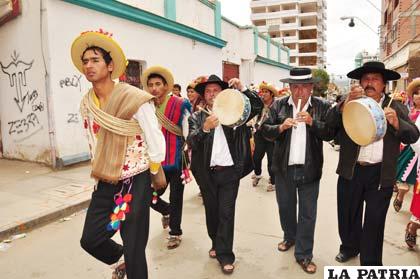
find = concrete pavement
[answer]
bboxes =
[0,144,419,278]
[0,159,94,241]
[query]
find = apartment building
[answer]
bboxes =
[380,0,420,88]
[250,0,327,69]
[355,50,380,68]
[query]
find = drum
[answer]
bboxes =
[213,88,251,127]
[342,97,387,146]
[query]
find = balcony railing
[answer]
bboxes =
[251,9,299,20]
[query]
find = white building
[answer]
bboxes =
[0,0,290,167]
[250,0,327,69]
[354,50,379,68]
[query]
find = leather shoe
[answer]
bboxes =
[277,240,295,252]
[335,252,357,263]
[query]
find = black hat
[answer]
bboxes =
[280,67,315,84]
[194,74,229,95]
[347,61,400,81]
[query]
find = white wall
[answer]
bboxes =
[239,28,255,60]
[280,49,289,65]
[0,0,52,163]
[270,45,278,61]
[258,36,266,57]
[253,62,289,89]
[221,19,242,65]
[118,0,164,17]
[46,0,222,163]
[177,0,215,36]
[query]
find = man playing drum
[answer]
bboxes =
[188,75,262,274]
[261,67,334,274]
[326,61,419,265]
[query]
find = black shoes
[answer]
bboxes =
[335,252,357,263]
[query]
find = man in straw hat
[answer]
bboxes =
[326,61,419,265]
[251,81,278,191]
[262,67,334,274]
[141,65,192,250]
[72,29,165,279]
[188,75,262,274]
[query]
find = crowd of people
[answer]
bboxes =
[70,30,420,278]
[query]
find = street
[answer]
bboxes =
[0,143,419,279]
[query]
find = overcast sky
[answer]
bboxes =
[219,0,382,78]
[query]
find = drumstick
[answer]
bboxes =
[197,105,211,115]
[387,89,397,108]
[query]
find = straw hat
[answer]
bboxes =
[407,78,420,97]
[71,29,127,80]
[140,65,174,94]
[259,81,278,96]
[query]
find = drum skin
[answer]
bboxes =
[342,97,387,146]
[213,89,251,127]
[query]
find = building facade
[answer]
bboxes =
[0,0,290,166]
[380,0,420,89]
[355,50,380,68]
[250,0,327,69]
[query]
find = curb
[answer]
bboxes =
[0,199,91,242]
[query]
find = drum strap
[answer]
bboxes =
[156,110,183,137]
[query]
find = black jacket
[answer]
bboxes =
[326,94,420,187]
[262,96,335,184]
[187,89,263,186]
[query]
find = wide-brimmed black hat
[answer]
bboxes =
[280,67,315,84]
[194,74,229,95]
[347,61,400,81]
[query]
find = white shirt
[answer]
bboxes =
[357,95,385,163]
[210,124,234,167]
[288,96,311,165]
[132,102,166,163]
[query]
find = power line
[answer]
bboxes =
[365,0,381,13]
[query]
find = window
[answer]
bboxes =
[119,60,144,89]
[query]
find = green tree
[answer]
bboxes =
[312,69,330,97]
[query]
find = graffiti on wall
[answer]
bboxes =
[59,74,82,92]
[67,113,79,124]
[0,51,34,112]
[0,51,44,141]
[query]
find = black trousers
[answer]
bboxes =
[337,164,393,266]
[80,171,152,279]
[199,167,240,265]
[275,166,320,261]
[253,134,275,184]
[150,168,185,236]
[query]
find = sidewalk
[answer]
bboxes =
[0,159,94,241]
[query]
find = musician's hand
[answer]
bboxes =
[384,107,399,130]
[296,111,313,126]
[203,114,219,131]
[279,118,297,133]
[342,85,364,111]
[228,78,244,91]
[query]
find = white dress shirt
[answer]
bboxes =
[133,101,166,163]
[288,96,311,165]
[357,95,385,164]
[210,124,234,167]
